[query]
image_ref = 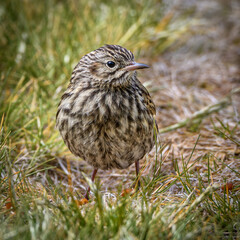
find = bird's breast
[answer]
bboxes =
[56,86,155,169]
[57,86,154,134]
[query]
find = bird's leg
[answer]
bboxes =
[135,160,141,190]
[84,168,98,200]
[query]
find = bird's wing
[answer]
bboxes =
[136,80,156,116]
[136,79,158,133]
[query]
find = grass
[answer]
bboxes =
[1,0,240,239]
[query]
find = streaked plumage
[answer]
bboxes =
[56,45,157,198]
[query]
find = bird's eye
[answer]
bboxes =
[106,61,115,68]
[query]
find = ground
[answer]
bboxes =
[0,0,239,239]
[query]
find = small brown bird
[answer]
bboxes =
[56,45,157,199]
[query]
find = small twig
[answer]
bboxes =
[158,88,240,134]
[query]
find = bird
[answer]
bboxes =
[56,44,157,200]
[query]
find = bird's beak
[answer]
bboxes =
[123,62,149,71]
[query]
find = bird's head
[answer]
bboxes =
[75,45,149,87]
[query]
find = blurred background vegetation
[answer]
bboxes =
[0,0,239,239]
[0,0,192,160]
